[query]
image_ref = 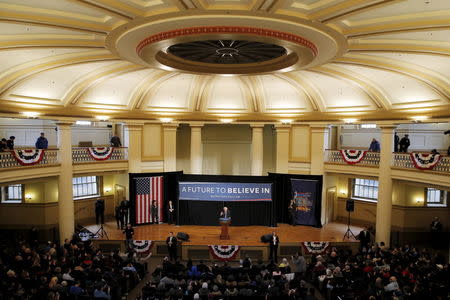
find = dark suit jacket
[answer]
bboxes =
[269,235,279,248]
[358,230,370,245]
[166,236,178,248]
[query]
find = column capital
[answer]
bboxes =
[250,123,265,128]
[189,122,204,128]
[274,124,291,133]
[124,121,144,130]
[310,124,328,133]
[162,122,179,130]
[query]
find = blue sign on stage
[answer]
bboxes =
[179,182,272,202]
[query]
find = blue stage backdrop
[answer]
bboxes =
[179,182,272,202]
[291,179,320,227]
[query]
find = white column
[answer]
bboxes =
[190,123,203,174]
[376,125,396,246]
[124,123,143,173]
[163,123,178,172]
[251,124,264,176]
[310,125,328,225]
[56,122,74,243]
[275,125,290,173]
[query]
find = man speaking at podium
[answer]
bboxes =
[219,206,231,221]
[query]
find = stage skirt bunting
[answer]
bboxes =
[302,241,330,254]
[12,149,45,165]
[135,176,164,225]
[410,152,441,170]
[209,245,240,261]
[179,182,272,201]
[87,147,114,160]
[132,240,153,257]
[339,150,367,164]
[291,179,320,227]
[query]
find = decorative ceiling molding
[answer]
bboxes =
[321,0,402,23]
[131,72,178,110]
[0,50,117,96]
[347,40,450,56]
[63,62,144,106]
[310,65,390,110]
[192,75,213,112]
[68,0,134,21]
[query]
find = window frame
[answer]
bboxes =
[72,176,100,200]
[1,184,24,203]
[350,178,379,202]
[425,188,447,207]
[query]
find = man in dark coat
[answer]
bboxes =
[6,136,15,150]
[95,199,105,225]
[394,132,399,152]
[35,132,48,149]
[151,200,159,224]
[166,231,178,261]
[357,225,371,251]
[0,138,7,151]
[167,200,175,224]
[399,134,410,152]
[269,231,280,263]
[288,199,297,226]
[110,135,121,147]
[115,205,122,229]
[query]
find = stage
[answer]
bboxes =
[86,221,362,246]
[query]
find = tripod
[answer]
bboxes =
[343,210,356,240]
[94,224,109,240]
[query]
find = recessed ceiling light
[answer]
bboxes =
[411,115,428,122]
[76,120,92,126]
[96,115,110,121]
[343,118,358,124]
[22,111,40,118]
[160,118,173,123]
[280,119,293,124]
[220,119,233,123]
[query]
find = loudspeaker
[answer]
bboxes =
[346,199,354,212]
[177,232,189,241]
[260,234,272,243]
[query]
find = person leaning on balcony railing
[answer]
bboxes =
[110,135,121,147]
[6,136,15,150]
[35,132,48,149]
[0,138,7,151]
[368,138,380,152]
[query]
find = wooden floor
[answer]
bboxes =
[86,222,362,246]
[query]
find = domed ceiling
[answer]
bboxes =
[0,0,449,122]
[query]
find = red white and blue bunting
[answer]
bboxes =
[339,150,367,164]
[410,152,441,170]
[209,245,240,261]
[12,149,44,166]
[87,147,114,161]
[132,240,153,257]
[302,242,330,254]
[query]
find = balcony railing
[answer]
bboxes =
[325,150,380,167]
[392,153,450,173]
[72,147,128,163]
[0,149,59,168]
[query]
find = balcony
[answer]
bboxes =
[72,147,128,164]
[0,149,59,169]
[325,150,380,167]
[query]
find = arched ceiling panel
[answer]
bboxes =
[144,73,195,112]
[204,77,249,113]
[4,61,120,102]
[77,69,155,108]
[259,75,312,113]
[331,63,443,107]
[299,70,376,112]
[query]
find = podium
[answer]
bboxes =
[219,218,230,240]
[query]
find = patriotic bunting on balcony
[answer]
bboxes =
[339,150,367,164]
[87,147,114,160]
[132,240,153,257]
[410,152,441,170]
[302,241,330,254]
[209,245,240,261]
[11,149,44,165]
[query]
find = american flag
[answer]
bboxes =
[135,176,164,224]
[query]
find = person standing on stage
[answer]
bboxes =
[115,205,122,229]
[151,200,159,224]
[95,199,105,225]
[220,206,231,219]
[269,231,279,263]
[123,223,134,250]
[288,199,297,226]
[120,199,129,226]
[166,231,178,261]
[357,225,371,252]
[167,200,175,224]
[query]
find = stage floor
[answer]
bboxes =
[86,222,362,246]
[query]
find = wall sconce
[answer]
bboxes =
[415,197,424,205]
[104,186,112,193]
[339,189,347,197]
[25,193,33,200]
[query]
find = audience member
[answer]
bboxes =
[368,138,380,152]
[6,135,15,150]
[35,132,48,149]
[110,135,121,147]
[0,138,7,151]
[394,132,399,152]
[399,134,410,152]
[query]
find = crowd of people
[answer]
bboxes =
[0,234,146,300]
[140,254,315,300]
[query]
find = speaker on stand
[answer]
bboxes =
[343,199,356,240]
